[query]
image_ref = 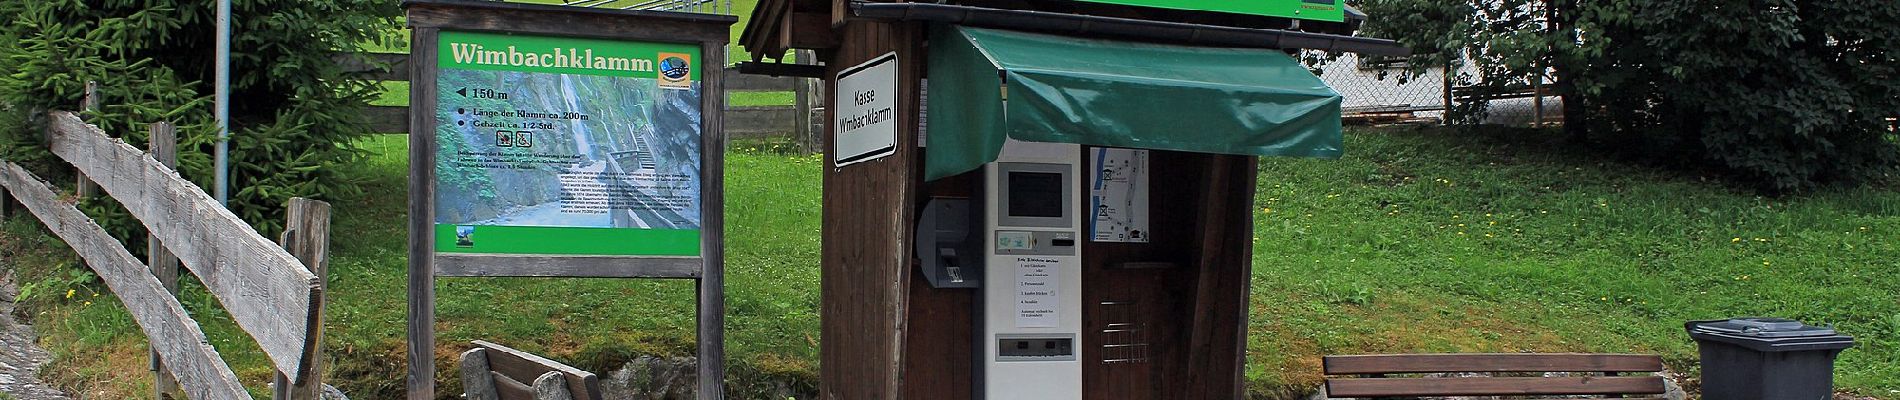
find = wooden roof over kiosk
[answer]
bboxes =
[741,2,1401,399]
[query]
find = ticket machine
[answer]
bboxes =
[979,140,1083,400]
[914,139,1086,399]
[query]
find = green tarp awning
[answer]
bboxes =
[925,25,1344,181]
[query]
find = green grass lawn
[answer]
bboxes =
[4,127,1897,399]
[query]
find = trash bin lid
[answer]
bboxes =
[1686,318,1856,352]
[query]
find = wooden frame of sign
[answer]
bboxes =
[403,1,735,399]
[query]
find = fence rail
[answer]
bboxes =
[344,53,819,140]
[0,110,332,399]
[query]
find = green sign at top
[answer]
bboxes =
[1064,0,1344,22]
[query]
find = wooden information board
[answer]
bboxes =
[403,1,736,398]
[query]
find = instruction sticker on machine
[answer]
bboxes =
[1090,148,1149,243]
[1016,257,1062,328]
[431,30,704,257]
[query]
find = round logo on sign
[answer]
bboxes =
[659,56,691,81]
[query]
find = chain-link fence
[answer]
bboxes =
[1313,53,1561,126]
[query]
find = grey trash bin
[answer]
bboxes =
[1686,317,1855,400]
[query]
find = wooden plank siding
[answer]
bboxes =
[43,110,322,379]
[820,19,923,400]
[0,162,252,400]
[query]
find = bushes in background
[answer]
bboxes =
[1357,0,1899,193]
[0,0,400,235]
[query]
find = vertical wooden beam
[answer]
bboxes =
[697,38,729,400]
[274,198,331,400]
[147,122,184,400]
[1179,155,1258,399]
[77,81,100,197]
[1442,62,1454,126]
[407,26,442,400]
[794,49,814,154]
[819,20,921,400]
[1532,72,1545,127]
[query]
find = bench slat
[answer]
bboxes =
[1324,353,1663,374]
[491,371,534,399]
[1326,376,1666,397]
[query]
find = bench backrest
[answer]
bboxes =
[458,340,603,400]
[1323,353,1666,398]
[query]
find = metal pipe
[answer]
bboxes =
[215,0,231,206]
[849,2,1410,57]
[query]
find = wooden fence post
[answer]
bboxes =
[147,122,184,400]
[793,49,815,154]
[273,198,331,400]
[76,81,100,197]
[1532,72,1545,127]
[1441,62,1454,126]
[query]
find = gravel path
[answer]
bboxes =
[0,269,71,400]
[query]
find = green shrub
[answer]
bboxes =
[0,0,400,236]
[1356,0,1900,193]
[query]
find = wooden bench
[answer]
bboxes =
[458,340,603,400]
[1322,353,1666,399]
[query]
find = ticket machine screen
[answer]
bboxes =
[1007,172,1064,218]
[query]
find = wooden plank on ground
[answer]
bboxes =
[1323,354,1665,375]
[43,110,321,379]
[0,161,252,400]
[472,340,600,400]
[1325,376,1666,397]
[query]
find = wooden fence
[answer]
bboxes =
[343,52,823,142]
[0,108,332,399]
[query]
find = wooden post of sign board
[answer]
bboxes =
[698,38,730,400]
[147,122,184,400]
[406,23,440,400]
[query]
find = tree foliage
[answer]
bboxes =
[0,0,400,235]
[1356,0,1899,193]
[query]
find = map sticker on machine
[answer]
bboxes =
[432,30,703,256]
[1091,148,1149,243]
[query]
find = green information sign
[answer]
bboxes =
[1063,0,1344,22]
[433,30,705,256]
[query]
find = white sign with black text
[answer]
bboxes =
[833,52,899,167]
[1015,256,1062,328]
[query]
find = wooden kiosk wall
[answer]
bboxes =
[812,14,1261,400]
[817,18,928,400]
